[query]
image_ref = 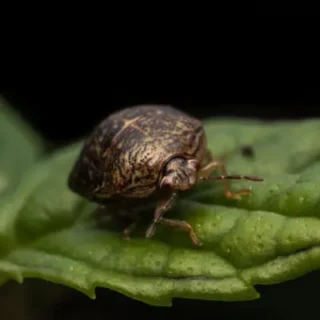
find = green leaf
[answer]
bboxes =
[2,117,320,306]
[0,96,44,259]
[0,97,44,198]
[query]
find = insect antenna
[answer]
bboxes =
[199,175,263,182]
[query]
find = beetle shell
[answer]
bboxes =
[68,105,207,202]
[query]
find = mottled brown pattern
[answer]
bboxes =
[68,105,206,202]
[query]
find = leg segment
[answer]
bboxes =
[122,220,140,240]
[203,148,230,164]
[145,192,202,247]
[121,209,142,240]
[145,192,177,240]
[158,218,202,248]
[197,160,263,199]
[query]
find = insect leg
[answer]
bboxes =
[122,209,142,240]
[197,160,263,199]
[145,192,177,240]
[122,220,140,240]
[158,218,202,248]
[202,148,230,167]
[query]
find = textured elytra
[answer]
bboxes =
[68,105,206,201]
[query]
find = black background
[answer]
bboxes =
[2,78,320,147]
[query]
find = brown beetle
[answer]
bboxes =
[68,105,263,247]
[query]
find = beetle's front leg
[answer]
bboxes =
[145,192,202,247]
[158,217,202,248]
[145,192,177,240]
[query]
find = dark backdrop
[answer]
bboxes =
[2,80,320,147]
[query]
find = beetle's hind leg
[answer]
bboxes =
[197,160,263,200]
[122,212,141,240]
[121,201,156,240]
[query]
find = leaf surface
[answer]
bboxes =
[0,97,44,198]
[0,97,44,260]
[1,115,320,306]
